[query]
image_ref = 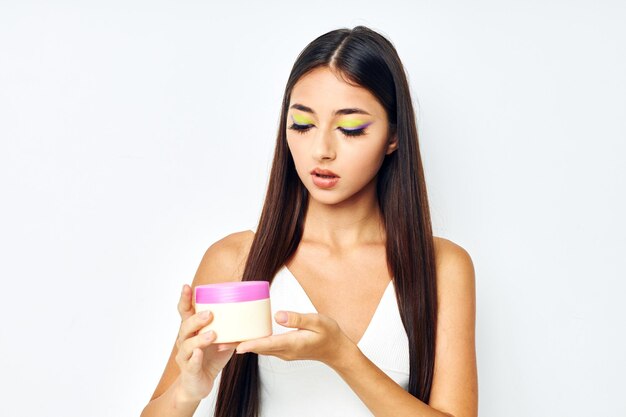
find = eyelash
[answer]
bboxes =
[288,123,367,137]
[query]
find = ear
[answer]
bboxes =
[385,133,398,155]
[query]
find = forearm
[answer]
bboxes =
[330,343,452,417]
[140,377,202,417]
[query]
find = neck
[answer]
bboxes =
[301,177,385,250]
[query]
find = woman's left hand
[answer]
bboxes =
[234,311,355,367]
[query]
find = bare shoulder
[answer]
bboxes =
[192,229,256,286]
[433,236,475,285]
[432,236,476,314]
[429,237,478,416]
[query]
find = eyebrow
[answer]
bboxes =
[289,103,371,116]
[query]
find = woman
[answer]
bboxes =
[141,25,477,417]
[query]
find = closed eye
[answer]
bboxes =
[288,122,313,134]
[288,123,367,137]
[338,127,367,137]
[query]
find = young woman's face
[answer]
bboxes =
[286,66,398,206]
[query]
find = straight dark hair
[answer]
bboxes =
[214,25,437,416]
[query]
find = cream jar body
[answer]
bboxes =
[194,281,272,343]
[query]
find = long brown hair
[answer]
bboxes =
[214,25,437,416]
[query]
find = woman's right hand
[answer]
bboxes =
[174,284,238,403]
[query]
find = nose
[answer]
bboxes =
[311,127,336,161]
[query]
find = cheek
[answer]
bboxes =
[286,136,297,156]
[345,143,387,174]
[286,137,306,170]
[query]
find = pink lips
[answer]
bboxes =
[310,167,340,189]
[310,167,340,177]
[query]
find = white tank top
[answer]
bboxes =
[192,233,410,416]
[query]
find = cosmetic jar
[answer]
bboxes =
[194,281,272,343]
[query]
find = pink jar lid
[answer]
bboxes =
[195,281,270,304]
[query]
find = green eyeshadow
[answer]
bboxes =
[292,113,314,125]
[337,119,368,129]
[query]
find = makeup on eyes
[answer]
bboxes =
[291,113,315,125]
[288,113,373,136]
[336,119,373,131]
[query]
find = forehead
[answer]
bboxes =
[289,67,384,117]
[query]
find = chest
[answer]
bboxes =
[284,245,392,345]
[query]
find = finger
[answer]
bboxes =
[188,348,203,373]
[177,284,195,321]
[215,342,239,352]
[177,330,217,364]
[275,311,322,331]
[178,310,214,346]
[236,332,296,354]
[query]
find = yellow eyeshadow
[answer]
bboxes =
[336,119,367,128]
[292,113,314,125]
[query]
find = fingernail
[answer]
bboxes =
[199,310,212,319]
[203,330,215,340]
[276,311,288,324]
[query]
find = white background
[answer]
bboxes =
[1,1,624,416]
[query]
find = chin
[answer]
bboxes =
[306,187,352,206]
[304,184,334,199]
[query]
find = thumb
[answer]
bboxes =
[275,311,319,330]
[178,284,196,321]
